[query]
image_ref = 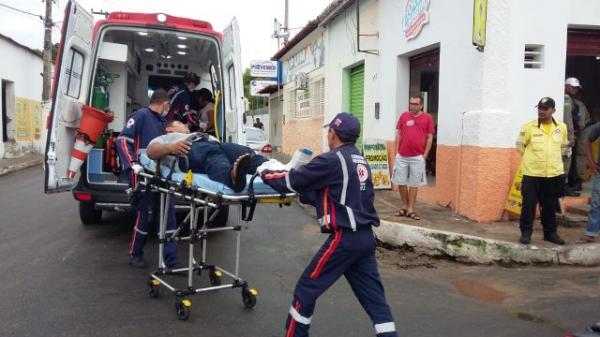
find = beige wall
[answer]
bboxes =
[282,117,324,156]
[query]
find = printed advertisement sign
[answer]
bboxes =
[250,60,278,78]
[402,0,430,40]
[250,80,277,97]
[15,97,42,141]
[363,140,392,190]
[504,160,524,215]
[472,0,488,51]
[282,34,325,84]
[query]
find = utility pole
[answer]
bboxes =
[283,0,289,44]
[42,0,53,102]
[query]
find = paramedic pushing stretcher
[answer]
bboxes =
[260,112,397,337]
[116,89,179,269]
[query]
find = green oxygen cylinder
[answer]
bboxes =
[91,85,107,110]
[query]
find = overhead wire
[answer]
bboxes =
[0,2,44,20]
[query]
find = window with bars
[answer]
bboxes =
[311,78,325,117]
[285,89,296,120]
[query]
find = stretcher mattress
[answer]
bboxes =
[139,154,278,195]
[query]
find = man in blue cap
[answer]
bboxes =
[261,112,397,337]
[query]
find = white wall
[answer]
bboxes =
[325,0,378,151]
[0,38,43,158]
[378,0,600,148]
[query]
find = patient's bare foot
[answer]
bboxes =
[231,154,251,192]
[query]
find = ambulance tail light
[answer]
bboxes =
[112,12,130,20]
[74,192,92,202]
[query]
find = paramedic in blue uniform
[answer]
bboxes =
[167,72,200,123]
[261,112,397,337]
[116,89,179,269]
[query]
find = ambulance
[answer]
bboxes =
[44,1,244,225]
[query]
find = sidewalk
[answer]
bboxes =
[373,190,600,266]
[0,154,43,176]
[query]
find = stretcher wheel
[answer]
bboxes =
[175,298,191,320]
[242,288,257,309]
[209,270,222,286]
[147,278,160,298]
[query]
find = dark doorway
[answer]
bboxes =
[409,48,440,179]
[1,80,8,142]
[566,29,600,122]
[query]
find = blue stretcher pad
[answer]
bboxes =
[139,154,278,195]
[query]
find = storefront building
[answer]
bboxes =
[0,34,44,159]
[377,0,600,221]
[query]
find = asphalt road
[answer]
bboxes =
[1,166,599,337]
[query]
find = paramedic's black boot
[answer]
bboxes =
[519,233,531,245]
[543,233,565,245]
[130,256,148,269]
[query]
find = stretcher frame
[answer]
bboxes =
[135,168,295,320]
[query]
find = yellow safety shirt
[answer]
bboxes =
[516,118,568,178]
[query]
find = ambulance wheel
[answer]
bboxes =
[175,298,191,320]
[242,288,257,309]
[79,201,102,225]
[209,270,222,286]
[147,278,160,298]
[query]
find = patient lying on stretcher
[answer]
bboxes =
[146,120,269,192]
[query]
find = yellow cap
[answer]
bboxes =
[214,271,222,277]
[249,288,258,296]
[182,299,192,307]
[151,280,160,286]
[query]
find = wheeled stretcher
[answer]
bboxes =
[136,154,294,320]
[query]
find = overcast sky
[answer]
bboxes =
[0,0,328,68]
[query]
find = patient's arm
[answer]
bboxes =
[147,140,191,160]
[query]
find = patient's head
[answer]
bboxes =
[166,120,190,134]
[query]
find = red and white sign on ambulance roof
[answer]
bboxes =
[402,0,430,40]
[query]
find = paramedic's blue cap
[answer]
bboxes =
[324,112,361,137]
[536,97,555,109]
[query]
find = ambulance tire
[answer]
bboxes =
[208,205,229,228]
[79,201,102,225]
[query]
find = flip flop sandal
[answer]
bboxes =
[231,154,251,192]
[395,209,408,217]
[406,212,421,220]
[576,236,596,244]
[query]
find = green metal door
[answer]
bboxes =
[349,64,364,149]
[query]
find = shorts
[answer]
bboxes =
[392,154,427,187]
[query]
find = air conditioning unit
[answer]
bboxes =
[295,72,309,90]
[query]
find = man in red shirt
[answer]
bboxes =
[392,95,434,220]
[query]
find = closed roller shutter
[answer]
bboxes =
[349,64,364,149]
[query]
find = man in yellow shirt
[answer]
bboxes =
[516,97,568,245]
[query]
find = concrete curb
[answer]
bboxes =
[374,220,600,266]
[0,158,43,177]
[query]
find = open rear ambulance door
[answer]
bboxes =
[222,18,246,145]
[44,1,94,193]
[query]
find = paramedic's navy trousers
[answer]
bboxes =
[187,141,268,188]
[284,227,397,337]
[129,181,178,267]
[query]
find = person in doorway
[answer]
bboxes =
[391,95,434,220]
[146,120,268,192]
[564,77,591,193]
[188,88,216,134]
[253,117,264,130]
[579,121,600,243]
[116,89,179,268]
[259,112,397,337]
[516,97,568,245]
[167,72,200,123]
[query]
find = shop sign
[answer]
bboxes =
[363,140,392,190]
[472,0,488,51]
[504,160,524,215]
[250,80,277,97]
[402,0,430,40]
[250,60,278,78]
[282,34,325,84]
[15,97,42,141]
[295,90,311,118]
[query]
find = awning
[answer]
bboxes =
[257,84,283,95]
